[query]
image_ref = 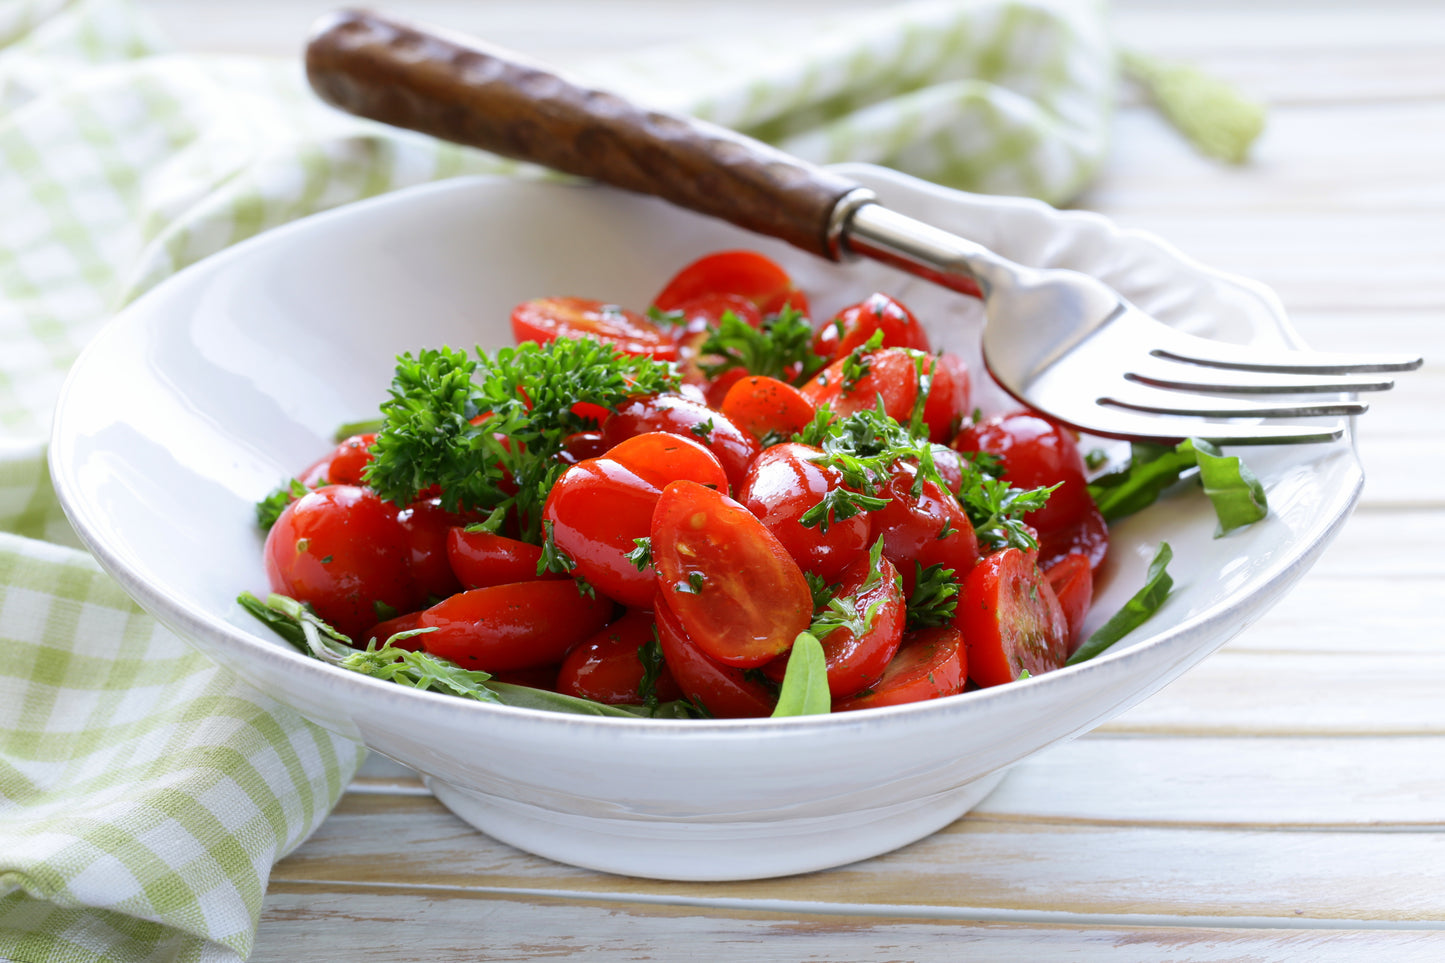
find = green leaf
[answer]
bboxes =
[771,631,832,717]
[1188,439,1268,535]
[1089,439,1267,536]
[332,418,384,442]
[906,562,959,630]
[697,306,828,385]
[1066,543,1174,666]
[255,478,308,531]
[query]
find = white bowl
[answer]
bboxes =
[49,165,1362,881]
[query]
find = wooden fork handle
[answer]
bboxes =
[304,9,866,259]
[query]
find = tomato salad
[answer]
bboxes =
[243,250,1251,719]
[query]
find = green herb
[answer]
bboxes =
[1066,543,1174,665]
[1191,439,1268,535]
[673,571,706,595]
[807,539,888,642]
[637,629,666,714]
[697,306,828,386]
[770,631,832,717]
[255,478,308,531]
[839,330,885,392]
[625,537,653,571]
[690,418,715,443]
[363,338,677,543]
[332,418,384,443]
[906,563,959,630]
[538,519,578,576]
[1088,439,1267,534]
[958,474,1057,553]
[645,305,690,328]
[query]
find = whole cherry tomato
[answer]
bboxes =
[650,480,812,668]
[446,529,563,590]
[654,595,776,718]
[719,375,816,444]
[802,347,920,426]
[869,464,979,595]
[511,297,679,361]
[919,352,971,443]
[813,292,931,360]
[955,547,1069,688]
[737,443,870,582]
[300,433,376,488]
[600,394,759,492]
[653,250,809,319]
[264,485,420,639]
[394,497,465,601]
[557,609,682,705]
[952,412,1108,570]
[1044,552,1093,655]
[762,552,905,698]
[419,580,613,672]
[543,456,666,609]
[832,626,967,711]
[602,431,728,493]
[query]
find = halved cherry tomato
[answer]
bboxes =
[557,609,682,705]
[300,433,376,488]
[653,250,809,319]
[418,580,613,672]
[955,547,1069,688]
[719,375,816,444]
[1044,552,1093,656]
[952,412,1108,570]
[869,464,979,595]
[264,485,420,640]
[813,292,931,360]
[511,296,679,361]
[762,553,905,698]
[650,480,812,668]
[832,626,966,711]
[654,595,776,718]
[738,443,870,582]
[600,394,759,492]
[603,431,728,493]
[447,529,563,590]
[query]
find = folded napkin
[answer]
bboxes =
[0,0,1114,959]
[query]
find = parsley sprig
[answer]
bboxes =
[363,339,677,543]
[697,306,828,385]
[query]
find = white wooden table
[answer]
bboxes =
[147,1,1445,958]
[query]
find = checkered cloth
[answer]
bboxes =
[0,1,1112,959]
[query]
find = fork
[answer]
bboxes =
[305,10,1422,445]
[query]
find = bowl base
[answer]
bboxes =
[426,768,1009,881]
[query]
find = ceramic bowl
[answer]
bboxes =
[49,165,1363,881]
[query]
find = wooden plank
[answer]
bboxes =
[252,887,1445,963]
[1224,575,1445,654]
[271,795,1445,921]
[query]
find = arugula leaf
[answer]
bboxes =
[1088,439,1267,535]
[770,631,832,717]
[1065,543,1174,665]
[697,305,828,385]
[1190,439,1268,535]
[255,478,308,531]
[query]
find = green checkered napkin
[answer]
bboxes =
[0,0,1112,959]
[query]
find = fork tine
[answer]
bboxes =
[1099,393,1369,419]
[1125,365,1395,395]
[1075,404,1346,446]
[1151,328,1422,375]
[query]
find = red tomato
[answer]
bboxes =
[543,457,665,609]
[813,292,931,360]
[832,626,967,711]
[920,352,971,443]
[650,480,812,668]
[602,431,728,493]
[737,443,870,582]
[702,367,750,409]
[869,464,979,596]
[654,595,776,718]
[801,347,921,426]
[762,553,905,698]
[264,485,420,640]
[600,394,760,492]
[447,528,563,590]
[419,580,613,672]
[560,430,610,464]
[394,497,465,601]
[557,609,683,705]
[719,375,816,444]
[299,433,375,488]
[666,292,763,337]
[511,297,679,361]
[653,250,809,319]
[1044,552,1093,655]
[955,548,1069,687]
[952,412,1108,570]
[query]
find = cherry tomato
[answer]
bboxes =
[511,296,679,361]
[762,552,905,698]
[264,485,420,640]
[543,456,665,609]
[869,464,979,595]
[919,352,971,443]
[419,580,613,672]
[813,292,931,360]
[560,430,610,464]
[801,347,921,426]
[602,431,728,493]
[702,367,750,408]
[719,375,816,444]
[666,292,763,337]
[557,609,683,705]
[955,547,1069,687]
[650,480,812,668]
[655,595,776,718]
[832,626,967,711]
[600,393,760,492]
[299,433,375,488]
[952,412,1108,570]
[447,528,563,590]
[737,443,870,582]
[1044,552,1093,655]
[394,497,465,601]
[653,250,809,319]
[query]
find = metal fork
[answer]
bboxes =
[305,10,1422,445]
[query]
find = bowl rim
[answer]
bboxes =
[48,166,1364,738]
